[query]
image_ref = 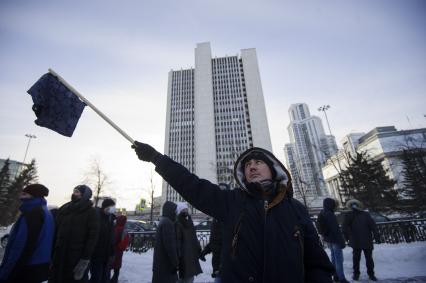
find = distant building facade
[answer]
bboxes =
[284,103,337,208]
[322,126,426,204]
[163,42,272,212]
[0,158,26,179]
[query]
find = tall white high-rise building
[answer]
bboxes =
[163,42,272,209]
[284,103,337,207]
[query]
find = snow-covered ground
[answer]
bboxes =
[119,242,426,282]
[0,241,424,282]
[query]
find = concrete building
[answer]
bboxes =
[0,158,26,179]
[322,126,426,204]
[163,42,272,211]
[284,103,337,208]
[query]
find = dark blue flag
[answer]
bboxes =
[27,73,86,137]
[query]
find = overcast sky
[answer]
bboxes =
[1,0,425,210]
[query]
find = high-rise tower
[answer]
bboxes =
[284,103,337,207]
[163,42,272,208]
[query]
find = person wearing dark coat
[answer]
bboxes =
[175,202,202,283]
[110,215,129,283]
[133,143,334,283]
[49,185,100,283]
[0,184,54,283]
[152,201,179,283]
[199,218,223,281]
[90,198,116,283]
[342,199,379,281]
[317,198,348,283]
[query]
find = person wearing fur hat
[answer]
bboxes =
[133,142,334,283]
[0,184,54,283]
[90,198,116,283]
[49,185,100,283]
[342,199,379,281]
[175,202,202,283]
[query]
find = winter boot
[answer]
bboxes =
[369,275,378,281]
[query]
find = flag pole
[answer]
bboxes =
[48,68,135,144]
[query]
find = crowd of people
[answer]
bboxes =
[0,184,129,283]
[0,142,382,283]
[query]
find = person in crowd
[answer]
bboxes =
[317,198,349,283]
[49,185,100,283]
[0,184,54,283]
[199,218,223,282]
[342,199,380,281]
[152,201,179,283]
[175,202,202,283]
[133,142,334,283]
[90,198,116,283]
[110,215,129,283]
[199,183,228,282]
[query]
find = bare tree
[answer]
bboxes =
[82,157,112,207]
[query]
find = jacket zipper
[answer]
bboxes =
[263,200,268,283]
[294,225,305,281]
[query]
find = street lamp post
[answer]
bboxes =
[23,134,37,165]
[16,134,37,177]
[318,105,346,203]
[318,105,333,136]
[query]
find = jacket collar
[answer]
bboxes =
[19,197,46,212]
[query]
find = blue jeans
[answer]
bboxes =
[214,277,221,283]
[328,242,346,281]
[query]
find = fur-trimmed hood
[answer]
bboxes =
[233,147,293,196]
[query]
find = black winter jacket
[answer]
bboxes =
[50,199,100,283]
[154,148,333,283]
[91,209,115,261]
[176,214,202,279]
[152,201,179,283]
[342,210,379,250]
[317,198,346,248]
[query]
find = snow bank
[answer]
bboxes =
[119,242,426,282]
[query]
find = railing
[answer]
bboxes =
[128,231,156,253]
[128,219,426,253]
[376,218,426,244]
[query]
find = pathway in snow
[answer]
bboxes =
[118,242,426,283]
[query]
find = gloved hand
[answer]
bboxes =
[199,252,206,262]
[132,141,161,163]
[73,259,90,280]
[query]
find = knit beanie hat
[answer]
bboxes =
[74,185,92,200]
[23,184,49,197]
[176,202,188,215]
[241,151,277,180]
[101,198,116,209]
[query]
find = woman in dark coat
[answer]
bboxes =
[175,202,202,283]
[110,215,129,283]
[49,185,100,283]
[133,143,334,283]
[152,201,179,283]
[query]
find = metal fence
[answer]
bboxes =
[127,219,426,253]
[376,218,426,244]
